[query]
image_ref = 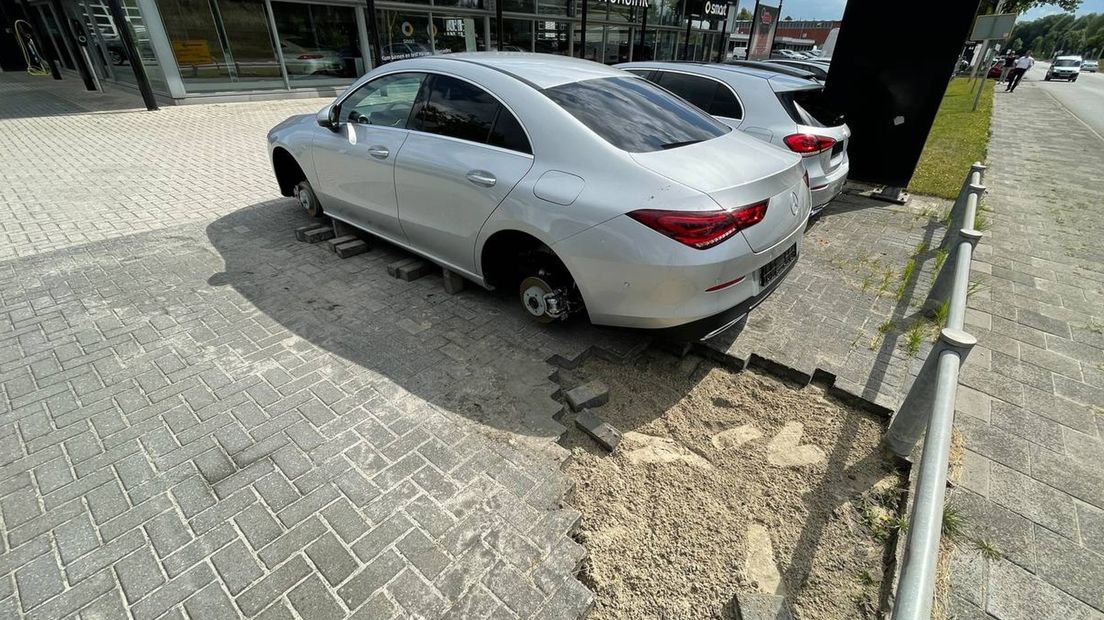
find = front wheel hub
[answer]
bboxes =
[296,187,312,211]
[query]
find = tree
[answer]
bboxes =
[1009,12,1103,58]
[736,7,752,20]
[981,0,1081,13]
[783,15,793,20]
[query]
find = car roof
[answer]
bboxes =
[618,61,822,92]
[429,52,627,89]
[1055,55,1083,59]
[727,60,819,79]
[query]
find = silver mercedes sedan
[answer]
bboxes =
[267,53,810,340]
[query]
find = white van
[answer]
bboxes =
[1046,56,1083,82]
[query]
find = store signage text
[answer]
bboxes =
[608,0,650,8]
[703,1,728,16]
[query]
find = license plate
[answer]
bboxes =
[759,244,798,287]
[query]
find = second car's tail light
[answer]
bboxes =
[783,133,837,155]
[628,201,769,250]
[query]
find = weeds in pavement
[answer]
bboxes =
[906,321,926,357]
[870,320,895,351]
[861,273,874,292]
[967,281,984,300]
[942,505,965,541]
[914,241,930,255]
[878,268,895,297]
[974,204,992,232]
[1087,318,1104,335]
[933,300,950,327]
[934,248,949,270]
[973,538,1003,561]
[896,260,917,300]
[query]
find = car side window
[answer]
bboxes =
[339,72,425,128]
[656,71,742,120]
[413,74,499,144]
[710,84,743,119]
[488,107,532,154]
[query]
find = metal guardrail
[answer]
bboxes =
[885,162,986,620]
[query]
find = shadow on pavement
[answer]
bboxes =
[0,72,147,120]
[205,198,644,448]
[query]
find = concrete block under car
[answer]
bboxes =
[387,258,433,281]
[574,410,622,451]
[334,240,369,259]
[442,269,466,294]
[325,234,358,252]
[294,224,322,242]
[735,593,792,620]
[566,381,609,412]
[300,226,335,244]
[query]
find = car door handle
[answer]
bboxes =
[367,145,389,159]
[466,170,496,187]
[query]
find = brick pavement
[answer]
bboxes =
[0,73,646,619]
[940,79,1104,618]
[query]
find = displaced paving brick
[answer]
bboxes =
[335,239,369,259]
[388,258,434,281]
[299,226,335,244]
[325,234,358,251]
[736,592,793,620]
[565,381,609,412]
[573,411,622,452]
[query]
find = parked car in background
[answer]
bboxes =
[1046,56,1083,81]
[767,59,831,81]
[268,54,810,339]
[771,49,806,59]
[280,38,344,76]
[617,61,849,213]
[725,60,820,81]
[1079,58,1097,72]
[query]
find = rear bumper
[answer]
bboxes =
[653,249,797,341]
[556,212,806,331]
[810,161,849,210]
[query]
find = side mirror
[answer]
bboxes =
[317,104,339,130]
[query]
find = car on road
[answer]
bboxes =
[616,61,849,213]
[1046,55,1082,81]
[268,53,811,340]
[1081,59,1098,72]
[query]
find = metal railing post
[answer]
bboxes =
[885,328,976,457]
[946,162,986,240]
[891,332,974,620]
[925,228,983,316]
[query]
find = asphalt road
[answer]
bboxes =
[1021,61,1104,138]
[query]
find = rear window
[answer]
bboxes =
[544,76,730,153]
[1054,59,1081,67]
[776,87,841,127]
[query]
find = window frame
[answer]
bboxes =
[407,71,535,157]
[651,69,745,121]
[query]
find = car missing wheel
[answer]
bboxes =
[268,53,810,340]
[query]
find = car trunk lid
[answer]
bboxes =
[630,129,808,253]
[774,82,850,178]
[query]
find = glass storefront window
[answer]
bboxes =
[434,0,483,7]
[502,0,535,12]
[537,0,570,17]
[534,20,569,55]
[377,11,433,61]
[271,2,362,86]
[648,0,680,26]
[498,18,533,52]
[603,25,631,63]
[431,15,484,54]
[216,0,281,85]
[82,0,167,91]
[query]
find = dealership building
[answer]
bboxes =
[9,0,734,104]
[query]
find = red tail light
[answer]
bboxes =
[628,201,769,250]
[298,54,324,59]
[783,133,836,155]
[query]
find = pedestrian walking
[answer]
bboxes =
[999,52,1015,83]
[1006,50,1034,92]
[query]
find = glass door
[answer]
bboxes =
[271,1,363,86]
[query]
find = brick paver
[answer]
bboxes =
[942,77,1104,618]
[0,74,642,618]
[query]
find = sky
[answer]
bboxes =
[755,0,1102,21]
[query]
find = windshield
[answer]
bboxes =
[1055,59,1081,67]
[544,76,730,153]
